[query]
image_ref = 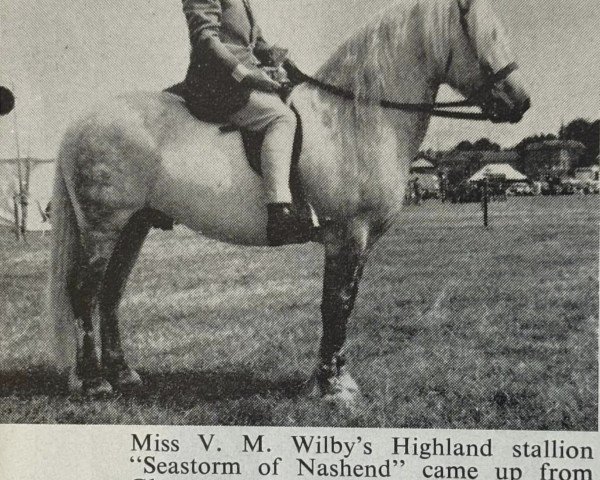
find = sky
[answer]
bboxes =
[0,0,598,158]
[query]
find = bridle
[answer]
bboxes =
[455,0,519,112]
[292,0,519,122]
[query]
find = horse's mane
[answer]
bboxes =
[316,0,452,104]
[298,0,454,187]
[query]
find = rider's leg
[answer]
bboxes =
[229,91,314,245]
[229,91,295,203]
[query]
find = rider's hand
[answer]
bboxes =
[282,58,307,85]
[241,69,282,93]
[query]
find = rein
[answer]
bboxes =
[291,62,518,122]
[295,71,482,121]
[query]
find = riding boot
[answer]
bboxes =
[267,203,318,246]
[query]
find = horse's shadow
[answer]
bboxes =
[0,366,306,409]
[0,367,66,397]
[134,369,306,408]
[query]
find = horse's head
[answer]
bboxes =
[443,0,530,123]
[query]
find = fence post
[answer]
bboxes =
[482,178,489,228]
[20,159,30,240]
[13,195,21,241]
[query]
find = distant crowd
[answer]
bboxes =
[406,175,599,205]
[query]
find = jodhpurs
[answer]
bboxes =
[228,91,296,204]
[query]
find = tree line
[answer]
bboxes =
[448,118,599,167]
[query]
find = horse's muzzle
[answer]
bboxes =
[481,73,531,124]
[484,95,530,124]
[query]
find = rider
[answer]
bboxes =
[182,0,313,246]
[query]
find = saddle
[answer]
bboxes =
[163,82,313,225]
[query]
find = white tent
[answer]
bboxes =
[0,158,54,231]
[411,158,435,169]
[469,163,527,182]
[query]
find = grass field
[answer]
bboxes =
[0,196,597,429]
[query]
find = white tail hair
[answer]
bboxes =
[48,146,80,371]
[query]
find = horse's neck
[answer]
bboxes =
[291,5,444,221]
[311,9,440,170]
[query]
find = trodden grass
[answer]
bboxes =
[0,195,597,429]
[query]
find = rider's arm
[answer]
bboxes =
[182,0,247,78]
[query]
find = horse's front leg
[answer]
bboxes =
[311,222,370,404]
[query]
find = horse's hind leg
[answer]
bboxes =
[68,229,121,396]
[98,210,151,390]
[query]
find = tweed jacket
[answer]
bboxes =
[182,0,276,120]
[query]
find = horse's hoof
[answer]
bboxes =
[113,368,143,392]
[307,369,361,408]
[67,368,84,395]
[85,378,114,398]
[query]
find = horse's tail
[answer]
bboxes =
[48,143,83,370]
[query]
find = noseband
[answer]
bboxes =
[292,0,518,122]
